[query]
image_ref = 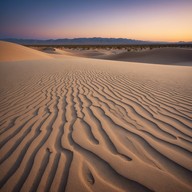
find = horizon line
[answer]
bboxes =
[1,37,191,43]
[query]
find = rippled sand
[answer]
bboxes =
[0,42,192,192]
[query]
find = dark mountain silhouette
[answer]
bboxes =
[1,37,155,45]
[1,37,191,45]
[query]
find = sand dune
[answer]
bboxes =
[0,42,192,192]
[0,41,51,62]
[108,48,192,65]
[66,47,192,65]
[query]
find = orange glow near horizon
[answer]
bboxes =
[38,1,192,42]
[0,0,192,42]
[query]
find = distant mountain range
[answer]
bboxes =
[1,37,191,45]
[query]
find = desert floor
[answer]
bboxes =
[0,41,192,192]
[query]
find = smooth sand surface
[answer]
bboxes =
[0,41,51,62]
[65,47,192,65]
[108,48,192,65]
[0,41,192,192]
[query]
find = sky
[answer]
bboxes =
[0,0,192,42]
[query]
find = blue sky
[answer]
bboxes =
[0,0,192,41]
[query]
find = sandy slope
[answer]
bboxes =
[107,48,192,65]
[0,42,192,192]
[0,41,51,61]
[65,47,192,65]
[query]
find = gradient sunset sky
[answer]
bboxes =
[0,0,192,42]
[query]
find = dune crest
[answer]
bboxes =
[0,41,51,62]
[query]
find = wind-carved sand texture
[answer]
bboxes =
[0,41,192,192]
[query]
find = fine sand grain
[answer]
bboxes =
[0,41,192,192]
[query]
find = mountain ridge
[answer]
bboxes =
[1,37,191,45]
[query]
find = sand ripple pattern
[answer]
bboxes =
[0,60,192,192]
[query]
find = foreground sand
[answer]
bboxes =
[0,42,192,192]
